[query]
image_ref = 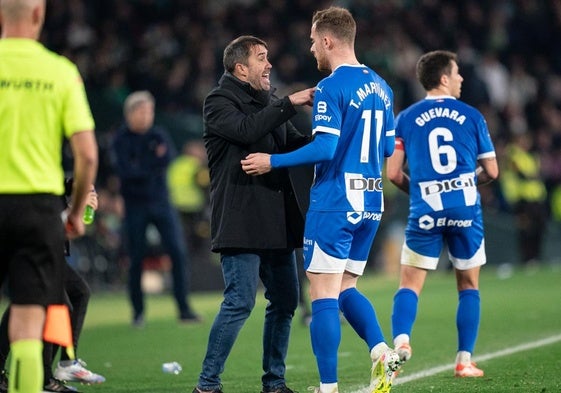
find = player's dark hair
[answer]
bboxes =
[416,50,457,91]
[223,35,268,73]
[312,6,356,45]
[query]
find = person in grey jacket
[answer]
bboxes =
[192,35,315,393]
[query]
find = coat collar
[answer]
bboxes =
[219,72,275,104]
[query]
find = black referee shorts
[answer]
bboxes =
[0,194,66,305]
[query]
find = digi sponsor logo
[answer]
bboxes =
[348,177,383,192]
[420,175,475,198]
[418,214,473,230]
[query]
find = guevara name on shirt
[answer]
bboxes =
[414,107,466,127]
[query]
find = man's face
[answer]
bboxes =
[126,101,154,133]
[310,23,330,73]
[448,60,464,98]
[243,44,272,91]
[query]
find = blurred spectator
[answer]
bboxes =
[500,133,548,266]
[111,91,200,326]
[167,140,211,264]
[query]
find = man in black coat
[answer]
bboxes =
[192,35,315,393]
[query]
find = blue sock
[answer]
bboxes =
[457,289,480,353]
[391,288,418,339]
[311,298,340,383]
[339,287,385,350]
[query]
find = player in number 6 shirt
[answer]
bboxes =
[386,50,499,378]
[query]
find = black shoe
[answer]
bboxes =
[43,377,80,393]
[132,314,145,328]
[0,370,8,393]
[180,311,203,324]
[261,385,297,393]
[192,387,224,393]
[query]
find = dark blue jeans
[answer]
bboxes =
[197,251,299,391]
[124,200,190,319]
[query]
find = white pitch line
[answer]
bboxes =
[347,333,561,393]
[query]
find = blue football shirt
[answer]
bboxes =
[395,96,496,216]
[309,64,395,212]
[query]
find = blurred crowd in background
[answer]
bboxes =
[45,0,561,291]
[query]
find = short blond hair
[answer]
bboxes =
[312,6,356,45]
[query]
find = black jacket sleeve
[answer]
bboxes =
[204,91,297,145]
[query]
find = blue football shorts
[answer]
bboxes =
[303,210,382,275]
[402,205,487,270]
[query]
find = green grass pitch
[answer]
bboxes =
[30,263,561,393]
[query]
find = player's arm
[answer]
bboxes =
[386,138,409,194]
[241,132,338,175]
[476,156,499,186]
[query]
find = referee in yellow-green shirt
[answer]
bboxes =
[0,1,98,392]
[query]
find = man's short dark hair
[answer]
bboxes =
[416,50,457,91]
[223,35,268,73]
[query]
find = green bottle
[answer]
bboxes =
[83,205,95,224]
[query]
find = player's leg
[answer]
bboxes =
[454,266,481,367]
[391,216,443,363]
[339,272,387,351]
[391,265,426,362]
[62,265,90,357]
[42,341,56,386]
[307,272,343,393]
[338,217,393,356]
[447,206,486,377]
[338,216,401,392]
[304,211,347,393]
[53,266,105,384]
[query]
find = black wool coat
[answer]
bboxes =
[203,73,312,252]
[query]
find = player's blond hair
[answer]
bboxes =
[312,6,356,46]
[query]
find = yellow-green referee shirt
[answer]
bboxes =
[0,38,95,195]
